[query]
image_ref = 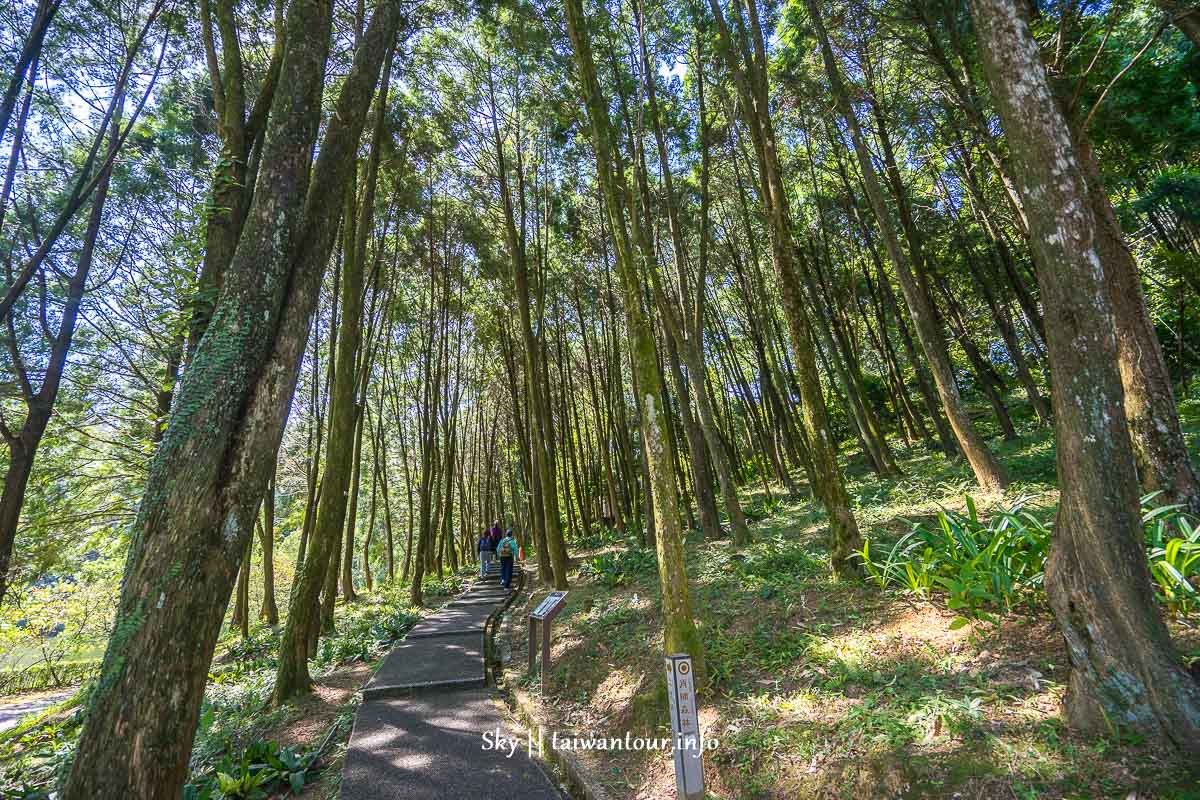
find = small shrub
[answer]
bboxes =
[1142,496,1200,616]
[858,495,1050,623]
[184,740,309,799]
[0,659,99,695]
[421,573,467,597]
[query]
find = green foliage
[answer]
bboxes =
[577,548,657,588]
[860,494,1200,622]
[0,660,99,695]
[420,573,467,597]
[183,740,309,800]
[0,709,81,797]
[316,597,420,666]
[858,495,1053,621]
[1142,496,1200,616]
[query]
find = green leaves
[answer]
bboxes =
[1142,497,1200,616]
[859,493,1200,623]
[578,548,658,588]
[856,495,1052,622]
[186,740,309,800]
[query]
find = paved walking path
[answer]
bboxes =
[341,564,562,800]
[0,688,74,732]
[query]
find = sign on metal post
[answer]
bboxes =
[665,654,704,800]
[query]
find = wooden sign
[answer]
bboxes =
[531,591,567,620]
[528,592,568,680]
[665,654,704,800]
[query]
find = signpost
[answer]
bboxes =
[665,654,704,800]
[528,591,567,683]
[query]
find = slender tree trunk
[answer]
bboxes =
[564,0,705,680]
[0,100,122,604]
[807,0,1008,491]
[709,0,863,573]
[259,470,278,624]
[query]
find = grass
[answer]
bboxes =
[506,412,1200,800]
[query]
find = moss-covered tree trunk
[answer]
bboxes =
[63,4,399,792]
[276,176,366,699]
[563,0,704,681]
[971,0,1200,754]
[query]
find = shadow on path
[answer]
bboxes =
[340,565,562,800]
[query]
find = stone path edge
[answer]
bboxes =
[482,565,525,687]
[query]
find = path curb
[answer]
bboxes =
[509,687,615,800]
[493,587,615,800]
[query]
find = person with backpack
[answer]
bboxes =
[496,529,518,588]
[477,529,495,578]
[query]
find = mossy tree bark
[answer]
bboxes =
[63,3,400,793]
[276,41,393,700]
[562,0,705,681]
[970,0,1200,754]
[189,0,285,358]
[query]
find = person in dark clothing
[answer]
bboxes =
[487,520,503,550]
[497,529,518,588]
[478,530,495,577]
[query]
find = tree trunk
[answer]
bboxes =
[709,0,864,574]
[971,0,1200,754]
[65,0,399,793]
[807,0,1008,491]
[1071,130,1200,514]
[563,0,705,681]
[259,470,278,624]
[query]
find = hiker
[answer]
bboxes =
[477,529,495,577]
[487,519,503,551]
[497,529,518,589]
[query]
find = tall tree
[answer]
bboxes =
[63,1,401,792]
[970,0,1200,754]
[562,0,706,679]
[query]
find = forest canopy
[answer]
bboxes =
[0,0,1198,795]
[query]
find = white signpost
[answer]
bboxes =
[664,654,704,800]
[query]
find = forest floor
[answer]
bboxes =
[503,414,1200,800]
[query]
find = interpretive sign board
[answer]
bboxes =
[528,592,568,680]
[665,654,704,800]
[531,591,567,620]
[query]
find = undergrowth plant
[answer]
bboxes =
[578,548,657,588]
[1142,494,1200,616]
[858,494,1199,624]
